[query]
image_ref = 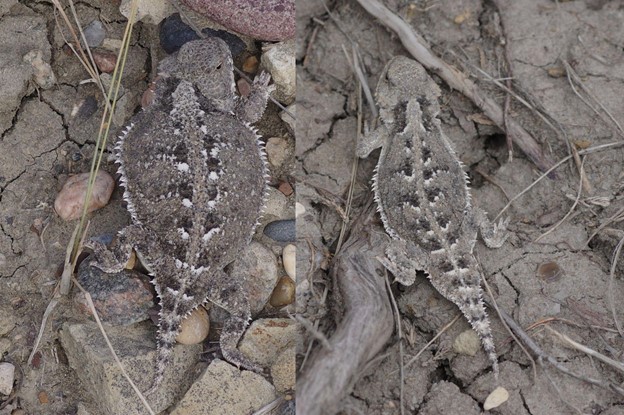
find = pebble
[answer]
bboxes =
[92,49,117,73]
[270,346,295,392]
[176,306,210,345]
[295,202,305,218]
[237,78,251,97]
[180,0,295,41]
[0,362,15,395]
[119,0,175,24]
[159,13,245,56]
[239,318,297,367]
[54,171,115,221]
[83,20,105,47]
[536,261,563,283]
[261,40,295,104]
[483,386,509,410]
[265,137,290,168]
[262,186,290,221]
[269,276,295,308]
[243,55,259,73]
[22,49,56,90]
[277,181,293,196]
[452,329,480,357]
[282,244,295,279]
[263,219,295,243]
[38,390,49,404]
[75,258,154,326]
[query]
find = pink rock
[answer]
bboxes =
[181,0,295,41]
[55,171,114,221]
[92,49,117,73]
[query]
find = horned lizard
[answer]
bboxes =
[357,56,509,379]
[88,37,273,390]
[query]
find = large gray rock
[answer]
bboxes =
[59,322,201,415]
[170,359,276,415]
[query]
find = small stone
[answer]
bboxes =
[269,276,295,308]
[54,171,115,221]
[453,329,480,357]
[263,219,295,243]
[483,386,509,410]
[75,258,154,325]
[271,347,295,392]
[176,306,210,345]
[11,409,26,415]
[83,20,105,48]
[243,56,259,73]
[119,0,175,24]
[261,40,295,104]
[170,359,276,415]
[159,13,245,56]
[92,49,117,73]
[547,66,566,78]
[263,186,290,221]
[237,78,251,97]
[180,0,295,41]
[536,261,563,282]
[0,362,15,395]
[282,244,295,279]
[265,137,290,168]
[23,49,56,89]
[295,202,305,218]
[277,181,293,196]
[239,318,297,367]
[141,79,158,108]
[38,390,49,404]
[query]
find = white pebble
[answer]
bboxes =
[176,307,210,345]
[0,362,15,395]
[282,244,296,279]
[295,202,305,218]
[484,386,509,410]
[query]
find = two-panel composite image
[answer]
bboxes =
[0,0,623,414]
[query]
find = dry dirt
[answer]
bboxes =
[297,0,624,414]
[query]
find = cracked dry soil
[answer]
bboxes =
[297,0,624,414]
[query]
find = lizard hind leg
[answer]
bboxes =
[205,269,263,373]
[380,239,430,286]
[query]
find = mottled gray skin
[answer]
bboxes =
[358,56,509,379]
[89,38,273,391]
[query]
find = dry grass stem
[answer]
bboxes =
[385,274,405,415]
[608,235,624,337]
[546,326,624,376]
